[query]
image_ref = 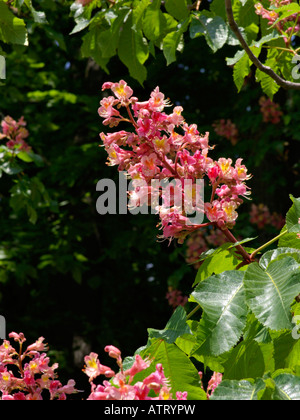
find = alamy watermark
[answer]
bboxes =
[292,316,300,340]
[96,171,205,226]
[292,55,300,80]
[0,55,6,80]
[0,315,6,340]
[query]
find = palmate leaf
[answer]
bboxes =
[118,14,149,85]
[286,195,300,233]
[148,305,191,344]
[210,373,300,400]
[244,257,300,331]
[139,339,207,400]
[191,270,247,356]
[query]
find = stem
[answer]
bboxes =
[186,304,201,320]
[225,0,300,91]
[250,229,288,261]
[219,226,252,263]
[126,105,138,129]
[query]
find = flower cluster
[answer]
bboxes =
[0,332,77,400]
[166,287,188,309]
[98,80,251,243]
[83,346,187,400]
[76,0,93,5]
[0,116,31,152]
[212,119,239,146]
[185,226,228,269]
[255,1,300,45]
[249,203,285,230]
[199,371,223,399]
[259,96,283,124]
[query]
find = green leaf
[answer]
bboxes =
[190,14,228,52]
[244,257,300,331]
[210,378,265,400]
[24,0,48,24]
[272,373,300,400]
[286,195,300,233]
[0,160,23,175]
[259,247,300,270]
[279,225,300,250]
[0,1,28,45]
[165,0,189,21]
[118,14,149,84]
[132,0,151,31]
[140,339,207,400]
[272,331,300,372]
[142,5,166,41]
[191,270,247,356]
[233,52,250,92]
[256,68,280,99]
[193,243,241,286]
[16,151,34,163]
[148,306,191,344]
[222,339,268,380]
[162,18,189,65]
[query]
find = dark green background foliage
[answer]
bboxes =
[0,0,299,396]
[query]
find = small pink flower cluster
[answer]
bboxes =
[0,116,31,152]
[166,287,188,309]
[259,96,283,124]
[212,119,239,146]
[99,80,251,243]
[199,371,223,399]
[255,1,300,45]
[83,346,187,400]
[0,332,77,400]
[76,0,93,5]
[250,203,285,230]
[185,226,228,269]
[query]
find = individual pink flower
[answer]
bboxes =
[110,80,133,104]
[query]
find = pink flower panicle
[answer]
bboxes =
[255,1,300,45]
[98,81,251,244]
[212,119,239,145]
[166,287,188,309]
[259,96,283,124]
[0,116,31,152]
[199,371,223,399]
[83,346,187,400]
[0,332,77,400]
[250,203,285,230]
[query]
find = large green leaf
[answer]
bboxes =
[286,195,300,233]
[0,1,28,45]
[140,339,207,400]
[210,373,300,400]
[272,373,300,400]
[233,52,250,92]
[244,257,300,330]
[162,18,189,65]
[222,339,267,380]
[118,15,149,85]
[191,270,247,356]
[259,247,300,269]
[164,0,189,21]
[142,3,166,42]
[210,378,266,400]
[193,243,241,285]
[279,225,300,250]
[190,14,228,52]
[148,305,191,344]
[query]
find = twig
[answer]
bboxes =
[225,0,300,91]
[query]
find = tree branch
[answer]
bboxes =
[225,0,300,91]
